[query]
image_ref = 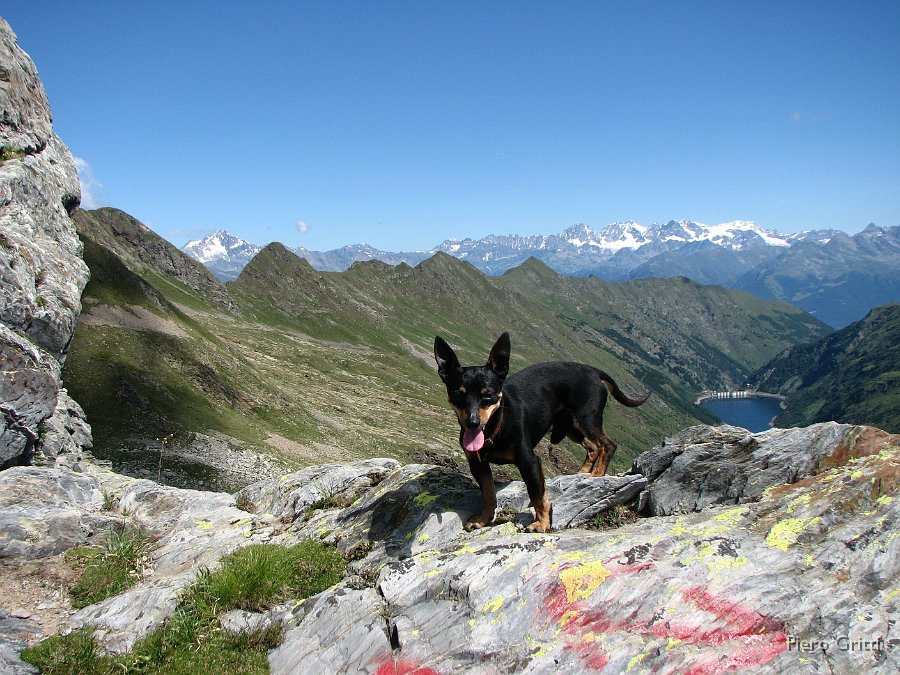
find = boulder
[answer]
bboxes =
[0,466,118,559]
[631,422,891,515]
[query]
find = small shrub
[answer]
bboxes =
[586,504,638,530]
[68,526,152,609]
[0,146,28,163]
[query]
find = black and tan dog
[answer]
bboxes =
[434,332,650,533]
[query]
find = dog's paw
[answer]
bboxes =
[465,516,491,531]
[525,521,550,534]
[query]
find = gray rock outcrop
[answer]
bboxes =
[0,17,91,469]
[0,422,896,673]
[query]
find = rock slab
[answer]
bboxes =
[0,17,92,469]
[0,424,898,674]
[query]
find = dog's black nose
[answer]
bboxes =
[464,413,481,430]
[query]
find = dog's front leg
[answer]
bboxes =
[519,457,552,533]
[465,453,497,530]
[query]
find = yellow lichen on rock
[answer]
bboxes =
[765,516,822,551]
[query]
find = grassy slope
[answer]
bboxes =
[64,209,833,485]
[748,302,900,432]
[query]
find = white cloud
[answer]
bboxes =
[73,156,104,209]
[296,220,310,234]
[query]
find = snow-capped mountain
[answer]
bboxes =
[432,220,793,275]
[182,230,261,281]
[181,220,900,327]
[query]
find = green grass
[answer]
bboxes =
[68,526,153,609]
[22,541,346,675]
[586,504,639,530]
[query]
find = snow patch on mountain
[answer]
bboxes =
[183,230,261,264]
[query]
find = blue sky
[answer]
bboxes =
[4,1,899,251]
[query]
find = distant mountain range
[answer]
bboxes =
[182,220,900,328]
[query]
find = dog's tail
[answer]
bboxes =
[601,376,651,408]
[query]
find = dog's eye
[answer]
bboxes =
[481,395,498,406]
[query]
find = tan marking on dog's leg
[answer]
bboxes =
[589,432,618,476]
[570,423,597,474]
[578,438,602,473]
[526,494,552,533]
[577,447,595,474]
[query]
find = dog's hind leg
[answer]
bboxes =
[571,419,617,476]
[465,453,497,530]
[566,428,599,474]
[570,421,603,474]
[587,431,617,476]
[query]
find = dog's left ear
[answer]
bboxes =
[486,332,510,380]
[434,336,461,382]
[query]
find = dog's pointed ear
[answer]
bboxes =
[434,336,461,382]
[486,332,510,380]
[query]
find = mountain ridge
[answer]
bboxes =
[182,220,900,327]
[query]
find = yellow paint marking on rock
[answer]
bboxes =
[195,519,213,530]
[559,559,612,603]
[707,555,748,575]
[766,517,822,551]
[885,588,899,602]
[669,521,689,536]
[453,544,479,555]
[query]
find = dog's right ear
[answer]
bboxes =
[434,336,461,382]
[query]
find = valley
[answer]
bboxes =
[65,207,831,490]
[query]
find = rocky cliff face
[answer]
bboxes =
[1,423,897,673]
[0,18,92,469]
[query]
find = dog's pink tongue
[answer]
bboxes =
[462,429,485,452]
